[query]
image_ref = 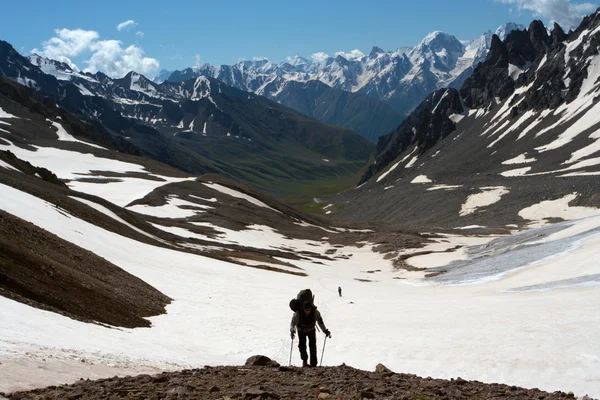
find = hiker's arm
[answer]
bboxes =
[290,312,299,332]
[315,310,327,331]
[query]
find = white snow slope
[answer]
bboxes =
[0,180,599,397]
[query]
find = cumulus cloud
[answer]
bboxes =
[85,41,159,77]
[33,28,159,78]
[311,52,330,63]
[195,54,201,66]
[116,20,137,31]
[33,28,99,59]
[335,49,365,60]
[497,0,598,29]
[135,31,144,38]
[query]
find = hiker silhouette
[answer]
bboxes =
[290,290,330,367]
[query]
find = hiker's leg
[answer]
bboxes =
[308,330,317,366]
[298,331,308,364]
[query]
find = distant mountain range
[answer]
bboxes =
[0,41,374,198]
[159,23,525,122]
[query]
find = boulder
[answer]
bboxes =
[375,363,393,373]
[245,355,280,367]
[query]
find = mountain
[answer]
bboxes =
[260,78,404,142]
[168,62,404,141]
[495,22,528,40]
[163,23,525,119]
[2,65,600,398]
[0,43,375,199]
[329,15,600,230]
[152,69,172,84]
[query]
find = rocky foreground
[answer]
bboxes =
[1,356,592,400]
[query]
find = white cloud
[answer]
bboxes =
[252,56,269,61]
[311,52,330,63]
[195,54,201,66]
[116,20,137,31]
[334,49,365,60]
[498,0,598,29]
[135,31,144,38]
[33,28,99,59]
[85,41,159,77]
[33,28,159,78]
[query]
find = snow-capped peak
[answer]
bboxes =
[419,31,463,49]
[126,71,161,98]
[28,54,79,81]
[495,23,527,41]
[409,31,466,72]
[286,55,312,67]
[369,46,385,57]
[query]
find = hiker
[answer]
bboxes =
[290,299,331,367]
[338,286,342,297]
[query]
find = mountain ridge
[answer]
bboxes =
[329,13,600,230]
[161,23,525,118]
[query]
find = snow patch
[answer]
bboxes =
[501,167,532,177]
[0,159,19,172]
[502,154,537,165]
[0,107,19,119]
[50,120,107,150]
[376,160,401,183]
[460,187,509,216]
[411,175,432,183]
[427,184,462,191]
[518,193,600,227]
[202,182,281,213]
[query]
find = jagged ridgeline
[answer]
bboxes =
[334,14,600,229]
[161,23,525,137]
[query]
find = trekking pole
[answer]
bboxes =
[319,335,327,367]
[289,337,294,366]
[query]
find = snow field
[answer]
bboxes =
[0,184,600,396]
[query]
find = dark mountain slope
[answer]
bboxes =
[0,209,171,328]
[262,79,405,141]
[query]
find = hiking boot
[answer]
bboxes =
[302,360,308,367]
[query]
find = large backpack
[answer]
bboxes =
[289,289,314,312]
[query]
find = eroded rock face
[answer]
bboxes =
[2,364,579,400]
[360,88,462,184]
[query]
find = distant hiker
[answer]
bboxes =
[290,292,330,367]
[338,286,342,297]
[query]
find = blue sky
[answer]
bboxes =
[0,0,597,77]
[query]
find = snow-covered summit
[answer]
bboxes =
[28,54,83,81]
[495,22,527,40]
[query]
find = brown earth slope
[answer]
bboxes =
[1,361,582,400]
[0,210,170,328]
